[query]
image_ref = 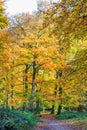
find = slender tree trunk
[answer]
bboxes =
[23,64,29,111]
[35,88,41,113]
[11,74,14,110]
[57,104,62,114]
[11,84,14,110]
[51,71,58,114]
[31,61,36,94]
[77,105,83,112]
[36,100,40,112]
[4,77,9,109]
[29,61,36,112]
[57,70,62,115]
[51,104,55,114]
[24,64,29,97]
[10,75,14,110]
[51,85,57,114]
[5,87,9,109]
[57,87,62,115]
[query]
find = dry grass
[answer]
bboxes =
[73,119,87,130]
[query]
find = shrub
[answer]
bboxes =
[0,108,39,130]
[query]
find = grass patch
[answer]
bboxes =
[56,111,87,120]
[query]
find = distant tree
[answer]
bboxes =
[0,0,8,29]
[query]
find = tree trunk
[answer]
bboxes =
[57,86,62,114]
[10,74,14,110]
[5,88,9,109]
[4,77,9,109]
[11,84,14,110]
[31,61,36,94]
[51,104,55,114]
[35,88,41,113]
[51,71,58,114]
[23,64,29,111]
[57,70,62,115]
[36,99,40,112]
[29,61,36,112]
[24,64,29,98]
[77,105,83,112]
[57,104,62,114]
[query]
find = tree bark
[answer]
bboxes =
[77,105,83,112]
[57,87,62,115]
[31,61,36,94]
[29,61,36,112]
[57,70,62,115]
[10,75,14,110]
[11,85,14,110]
[23,64,29,111]
[51,71,59,114]
[51,104,55,114]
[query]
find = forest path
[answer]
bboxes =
[35,114,75,130]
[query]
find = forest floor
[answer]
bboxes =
[35,114,84,130]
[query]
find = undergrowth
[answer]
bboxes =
[0,108,40,130]
[56,111,87,120]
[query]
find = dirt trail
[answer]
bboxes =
[35,119,75,130]
[35,114,75,130]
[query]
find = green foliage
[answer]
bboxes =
[56,111,87,120]
[0,80,2,84]
[0,0,8,29]
[0,108,39,130]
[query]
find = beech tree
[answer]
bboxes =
[0,0,87,115]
